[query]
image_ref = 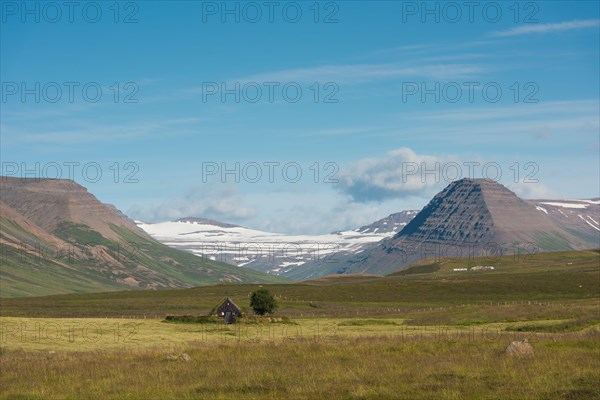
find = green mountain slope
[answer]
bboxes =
[0,177,286,298]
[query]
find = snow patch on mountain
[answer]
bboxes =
[137,214,413,275]
[539,201,588,209]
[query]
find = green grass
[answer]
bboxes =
[1,218,42,244]
[2,250,597,319]
[394,263,441,275]
[53,222,113,247]
[506,316,600,333]
[531,231,575,252]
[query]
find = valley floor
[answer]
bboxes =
[1,250,598,399]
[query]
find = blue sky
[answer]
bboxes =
[1,1,599,234]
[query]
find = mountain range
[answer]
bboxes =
[140,179,599,280]
[1,176,598,297]
[137,210,419,277]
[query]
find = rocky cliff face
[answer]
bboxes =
[396,179,495,244]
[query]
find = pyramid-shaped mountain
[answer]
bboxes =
[319,178,598,276]
[396,178,575,246]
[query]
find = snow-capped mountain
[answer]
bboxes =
[353,210,419,234]
[137,211,419,276]
[137,193,599,281]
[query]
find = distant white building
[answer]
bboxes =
[470,265,495,271]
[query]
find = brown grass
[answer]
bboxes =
[1,330,598,399]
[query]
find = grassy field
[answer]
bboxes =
[1,250,599,399]
[2,249,598,318]
[1,329,598,400]
[4,315,591,352]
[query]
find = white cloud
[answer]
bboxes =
[492,19,600,37]
[225,63,487,85]
[335,147,455,202]
[507,181,561,199]
[128,185,258,224]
